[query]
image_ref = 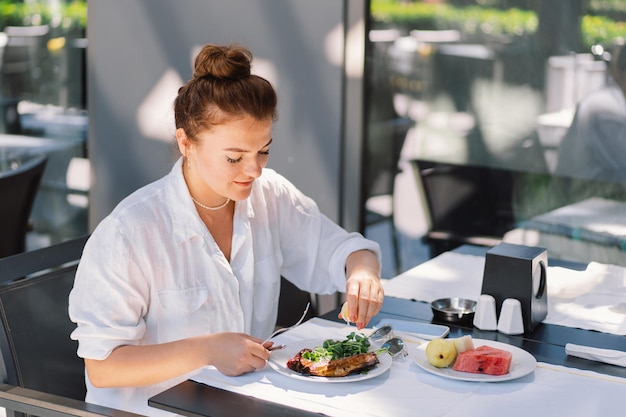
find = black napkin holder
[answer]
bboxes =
[481,242,548,333]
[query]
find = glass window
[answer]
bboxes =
[365,0,626,272]
[0,0,88,252]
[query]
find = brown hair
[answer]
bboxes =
[174,44,278,141]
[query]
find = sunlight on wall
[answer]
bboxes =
[136,69,181,143]
[251,58,279,90]
[325,19,365,78]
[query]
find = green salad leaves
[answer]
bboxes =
[301,332,371,362]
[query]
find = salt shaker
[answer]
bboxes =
[473,294,498,330]
[497,298,524,335]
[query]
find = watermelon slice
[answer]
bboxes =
[452,345,512,376]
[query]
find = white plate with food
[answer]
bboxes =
[268,338,392,383]
[414,338,536,382]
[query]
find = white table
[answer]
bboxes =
[504,197,626,267]
[184,318,626,417]
[382,248,626,336]
[150,248,626,417]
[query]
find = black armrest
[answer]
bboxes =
[425,230,503,247]
[0,384,145,417]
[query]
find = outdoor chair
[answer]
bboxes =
[0,235,143,416]
[0,154,47,258]
[277,277,317,328]
[411,159,517,258]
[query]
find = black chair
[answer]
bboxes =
[276,277,317,328]
[0,235,143,417]
[363,117,412,274]
[411,159,517,258]
[0,154,47,259]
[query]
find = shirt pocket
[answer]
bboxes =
[157,287,210,316]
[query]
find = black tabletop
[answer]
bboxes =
[149,296,626,417]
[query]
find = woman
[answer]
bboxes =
[555,44,626,183]
[69,43,384,415]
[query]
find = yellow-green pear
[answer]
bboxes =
[425,338,458,368]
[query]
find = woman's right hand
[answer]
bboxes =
[206,332,271,376]
[84,332,273,388]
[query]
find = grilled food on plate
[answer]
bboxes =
[286,332,380,377]
[287,349,379,377]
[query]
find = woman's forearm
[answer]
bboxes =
[85,336,209,388]
[346,249,381,279]
[85,332,271,388]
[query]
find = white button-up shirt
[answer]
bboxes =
[68,158,381,415]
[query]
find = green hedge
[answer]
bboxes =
[371,0,624,50]
[0,0,86,36]
[371,2,536,37]
[582,15,626,49]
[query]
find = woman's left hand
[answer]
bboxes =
[343,250,384,329]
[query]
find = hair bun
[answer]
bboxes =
[193,44,252,80]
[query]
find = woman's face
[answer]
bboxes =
[177,114,273,204]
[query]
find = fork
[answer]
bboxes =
[263,302,310,344]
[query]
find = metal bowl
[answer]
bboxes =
[430,297,477,325]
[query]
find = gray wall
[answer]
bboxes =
[87,0,367,231]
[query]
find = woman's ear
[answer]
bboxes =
[175,128,190,157]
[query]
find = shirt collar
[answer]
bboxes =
[166,158,256,244]
[167,158,205,244]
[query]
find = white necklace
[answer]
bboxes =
[190,195,231,211]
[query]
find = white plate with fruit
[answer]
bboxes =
[414,336,536,382]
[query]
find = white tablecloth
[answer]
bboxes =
[191,318,626,417]
[382,251,626,335]
[504,197,626,267]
